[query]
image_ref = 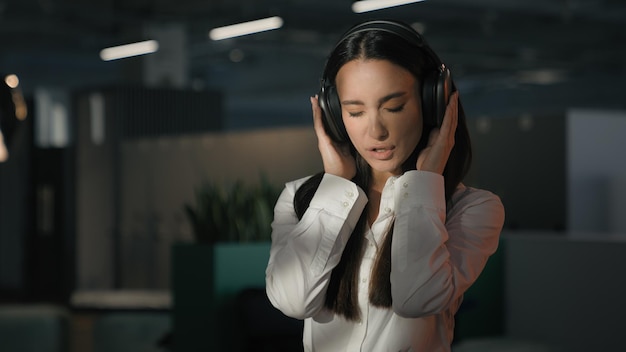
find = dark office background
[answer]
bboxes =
[1,1,626,351]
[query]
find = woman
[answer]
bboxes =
[265,19,505,351]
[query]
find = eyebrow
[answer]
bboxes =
[341,91,407,107]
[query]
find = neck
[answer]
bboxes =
[370,170,393,193]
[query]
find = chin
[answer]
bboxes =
[367,160,404,176]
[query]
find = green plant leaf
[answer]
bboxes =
[183,176,281,244]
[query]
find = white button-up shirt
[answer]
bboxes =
[266,171,504,351]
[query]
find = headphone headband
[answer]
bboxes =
[335,20,445,70]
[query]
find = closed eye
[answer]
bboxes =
[386,104,405,113]
[348,111,364,117]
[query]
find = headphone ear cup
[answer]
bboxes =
[319,84,348,143]
[421,72,437,127]
[434,68,452,127]
[421,68,452,127]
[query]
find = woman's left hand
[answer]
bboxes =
[416,91,459,175]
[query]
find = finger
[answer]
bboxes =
[311,95,321,127]
[438,91,458,145]
[428,128,440,147]
[449,92,459,144]
[311,96,329,140]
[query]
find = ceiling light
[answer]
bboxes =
[209,16,284,41]
[4,74,19,88]
[100,40,159,61]
[352,0,425,13]
[411,22,426,34]
[516,69,566,85]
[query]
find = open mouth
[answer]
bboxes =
[368,146,395,159]
[370,146,394,153]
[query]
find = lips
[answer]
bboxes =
[367,145,395,160]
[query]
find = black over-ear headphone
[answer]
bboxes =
[318,19,453,143]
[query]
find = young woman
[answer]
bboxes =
[265,19,505,351]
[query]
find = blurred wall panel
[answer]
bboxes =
[0,114,31,299]
[466,113,567,231]
[74,86,223,291]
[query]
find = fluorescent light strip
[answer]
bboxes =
[100,40,159,61]
[209,16,284,41]
[352,0,425,13]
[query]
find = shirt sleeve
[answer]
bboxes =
[389,170,505,318]
[265,173,368,319]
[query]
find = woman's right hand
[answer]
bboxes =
[311,95,356,180]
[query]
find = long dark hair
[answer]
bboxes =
[294,21,472,321]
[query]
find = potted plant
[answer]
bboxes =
[183,176,279,244]
[171,176,281,351]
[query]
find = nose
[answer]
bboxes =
[368,113,388,140]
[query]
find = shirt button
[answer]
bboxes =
[345,191,354,197]
[384,207,391,213]
[342,201,349,207]
[403,182,409,188]
[403,192,408,198]
[361,278,367,283]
